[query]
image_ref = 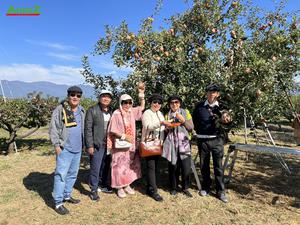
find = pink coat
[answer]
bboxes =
[107,106,143,188]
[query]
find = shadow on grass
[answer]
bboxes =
[1,138,51,155]
[227,153,300,208]
[22,155,91,209]
[23,172,54,209]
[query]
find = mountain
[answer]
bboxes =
[0,80,95,99]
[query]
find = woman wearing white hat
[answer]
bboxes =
[107,83,145,198]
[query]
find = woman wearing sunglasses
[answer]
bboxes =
[107,82,145,198]
[141,94,169,201]
[162,95,194,197]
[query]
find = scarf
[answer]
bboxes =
[162,108,191,165]
[61,100,77,127]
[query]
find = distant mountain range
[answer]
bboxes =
[0,80,95,99]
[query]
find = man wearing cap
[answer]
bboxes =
[192,84,231,203]
[84,90,113,201]
[49,86,85,215]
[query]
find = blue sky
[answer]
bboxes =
[0,0,299,85]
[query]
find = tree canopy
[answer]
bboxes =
[82,0,299,126]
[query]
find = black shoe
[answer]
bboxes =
[99,186,113,194]
[170,190,177,196]
[218,192,228,203]
[55,205,69,215]
[90,191,100,202]
[63,196,80,204]
[182,189,193,198]
[149,192,163,202]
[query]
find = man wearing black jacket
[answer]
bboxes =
[85,90,113,201]
[192,84,231,203]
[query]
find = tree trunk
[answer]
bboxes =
[6,131,16,154]
[8,142,15,153]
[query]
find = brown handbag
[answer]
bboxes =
[139,126,163,157]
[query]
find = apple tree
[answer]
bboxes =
[0,93,58,154]
[82,0,299,126]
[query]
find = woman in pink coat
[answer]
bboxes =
[107,83,145,198]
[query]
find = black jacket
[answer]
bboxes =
[84,104,112,149]
[192,101,222,136]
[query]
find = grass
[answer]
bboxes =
[0,127,300,224]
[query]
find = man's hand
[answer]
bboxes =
[87,147,94,155]
[221,111,232,124]
[55,146,62,156]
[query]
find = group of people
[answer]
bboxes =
[49,82,232,215]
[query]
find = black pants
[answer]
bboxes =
[197,137,225,193]
[89,148,111,192]
[99,153,111,189]
[168,154,191,190]
[145,155,160,194]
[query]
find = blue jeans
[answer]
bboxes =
[53,149,81,206]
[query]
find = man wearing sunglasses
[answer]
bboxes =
[192,84,232,203]
[49,86,85,215]
[85,90,113,201]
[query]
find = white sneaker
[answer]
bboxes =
[117,188,126,198]
[124,185,135,195]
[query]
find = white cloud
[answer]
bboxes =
[90,56,133,74]
[47,52,80,61]
[0,63,84,85]
[25,39,77,51]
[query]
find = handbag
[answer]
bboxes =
[115,138,132,149]
[139,123,163,157]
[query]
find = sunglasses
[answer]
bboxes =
[69,93,82,98]
[152,100,162,104]
[170,100,180,104]
[122,100,133,105]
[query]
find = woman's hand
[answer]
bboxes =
[175,113,185,123]
[124,134,133,143]
[137,81,145,93]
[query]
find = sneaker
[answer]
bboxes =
[182,189,193,198]
[117,188,126,198]
[170,190,177,196]
[124,185,135,195]
[218,192,228,203]
[55,205,69,215]
[199,190,209,197]
[99,186,113,194]
[148,192,163,202]
[63,197,80,204]
[90,191,100,202]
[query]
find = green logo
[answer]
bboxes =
[6,5,41,16]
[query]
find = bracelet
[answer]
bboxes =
[138,93,145,98]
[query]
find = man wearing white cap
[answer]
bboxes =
[85,90,113,201]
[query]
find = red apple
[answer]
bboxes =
[245,67,251,74]
[231,2,238,8]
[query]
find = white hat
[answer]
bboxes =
[119,94,133,110]
[99,90,113,97]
